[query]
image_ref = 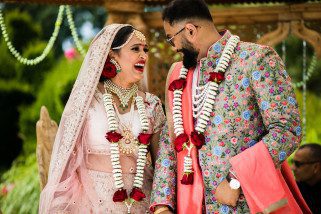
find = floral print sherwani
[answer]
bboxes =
[150,30,301,213]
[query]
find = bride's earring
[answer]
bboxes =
[110,58,122,73]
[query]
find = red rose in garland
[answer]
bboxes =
[130,187,146,201]
[174,133,189,152]
[138,133,152,145]
[113,189,128,202]
[181,172,194,185]
[209,72,225,83]
[168,78,187,91]
[101,57,117,79]
[190,131,205,149]
[106,131,123,143]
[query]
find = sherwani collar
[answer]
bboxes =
[198,30,232,84]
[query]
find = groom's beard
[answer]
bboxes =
[179,40,199,69]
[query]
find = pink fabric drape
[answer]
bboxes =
[167,62,204,214]
[39,24,131,213]
[230,141,311,214]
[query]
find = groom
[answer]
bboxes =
[150,0,307,213]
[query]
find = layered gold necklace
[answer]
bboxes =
[104,79,138,110]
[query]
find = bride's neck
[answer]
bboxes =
[111,75,134,89]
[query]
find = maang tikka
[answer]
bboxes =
[112,29,146,50]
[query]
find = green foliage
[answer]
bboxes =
[0,42,18,80]
[296,90,321,143]
[287,90,321,165]
[0,154,40,214]
[3,10,41,53]
[19,56,82,153]
[0,56,82,213]
[275,35,321,94]
[17,41,55,91]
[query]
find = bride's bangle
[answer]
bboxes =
[154,206,169,214]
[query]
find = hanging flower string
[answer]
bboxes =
[0,6,65,65]
[169,35,240,185]
[103,88,151,213]
[66,5,86,57]
[293,53,317,88]
[0,5,87,66]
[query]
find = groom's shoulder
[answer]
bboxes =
[166,62,182,83]
[237,40,272,54]
[169,61,182,69]
[168,62,183,76]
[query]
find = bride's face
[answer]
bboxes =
[112,36,149,84]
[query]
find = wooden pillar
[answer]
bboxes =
[257,21,321,58]
[104,2,150,91]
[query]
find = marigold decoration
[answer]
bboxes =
[102,85,150,213]
[170,35,240,185]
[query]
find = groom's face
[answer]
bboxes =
[163,21,199,69]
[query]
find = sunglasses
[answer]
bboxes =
[166,25,200,47]
[291,159,320,167]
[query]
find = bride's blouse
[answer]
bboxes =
[83,89,165,213]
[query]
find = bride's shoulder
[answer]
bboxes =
[137,91,161,104]
[144,92,162,106]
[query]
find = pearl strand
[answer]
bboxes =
[171,35,239,180]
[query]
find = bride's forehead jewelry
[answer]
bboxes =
[112,29,146,50]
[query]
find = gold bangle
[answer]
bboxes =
[154,206,169,214]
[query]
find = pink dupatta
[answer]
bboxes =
[230,142,311,214]
[39,24,131,213]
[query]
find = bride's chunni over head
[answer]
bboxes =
[101,26,149,87]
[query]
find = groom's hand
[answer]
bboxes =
[154,205,174,214]
[214,179,241,207]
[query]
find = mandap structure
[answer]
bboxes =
[2,0,321,99]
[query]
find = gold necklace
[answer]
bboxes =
[104,80,138,110]
[115,101,139,155]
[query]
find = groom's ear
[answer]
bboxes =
[184,23,198,43]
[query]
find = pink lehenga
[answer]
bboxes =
[39,24,165,213]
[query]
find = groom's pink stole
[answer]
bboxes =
[230,142,311,214]
[166,62,204,214]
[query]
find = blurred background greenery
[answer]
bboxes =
[0,3,320,213]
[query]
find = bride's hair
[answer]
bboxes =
[111,26,134,52]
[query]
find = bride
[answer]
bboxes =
[39,24,165,213]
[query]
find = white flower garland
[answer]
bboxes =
[102,92,149,191]
[65,5,86,57]
[0,6,65,65]
[172,35,240,176]
[0,5,86,66]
